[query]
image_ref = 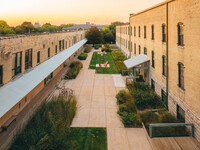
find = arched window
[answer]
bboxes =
[178,22,184,46]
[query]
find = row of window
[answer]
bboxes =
[117,22,184,46]
[151,79,185,123]
[11,38,76,78]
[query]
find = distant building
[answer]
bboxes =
[34,22,41,28]
[62,22,106,32]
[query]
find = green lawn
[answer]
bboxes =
[67,127,107,150]
[89,52,119,74]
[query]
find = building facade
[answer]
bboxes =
[116,0,200,141]
[0,30,86,129]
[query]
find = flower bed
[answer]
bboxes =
[84,46,92,53]
[65,61,83,79]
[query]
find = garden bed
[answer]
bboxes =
[84,46,92,53]
[9,96,77,150]
[78,52,88,60]
[89,52,119,74]
[65,61,83,79]
[111,50,128,73]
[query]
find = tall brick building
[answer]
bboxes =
[0,30,86,130]
[116,0,200,141]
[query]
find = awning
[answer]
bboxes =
[0,39,87,118]
[124,54,150,69]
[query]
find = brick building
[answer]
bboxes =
[116,0,200,141]
[0,30,86,129]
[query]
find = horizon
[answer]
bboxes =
[0,0,165,26]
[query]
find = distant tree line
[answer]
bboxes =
[86,21,123,44]
[0,20,74,35]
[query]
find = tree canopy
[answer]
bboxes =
[0,20,15,35]
[102,26,114,44]
[86,26,103,44]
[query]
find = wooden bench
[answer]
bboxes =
[1,115,16,131]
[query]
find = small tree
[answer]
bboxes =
[0,20,15,35]
[86,26,103,44]
[20,21,35,33]
[102,26,114,44]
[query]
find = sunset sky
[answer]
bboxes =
[0,0,165,26]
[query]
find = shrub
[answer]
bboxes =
[127,82,164,110]
[94,45,100,49]
[84,46,92,53]
[78,52,88,60]
[101,47,112,52]
[116,90,132,104]
[65,61,83,79]
[120,112,141,127]
[118,104,127,114]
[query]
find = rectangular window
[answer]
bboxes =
[25,49,32,70]
[152,51,155,68]
[177,105,185,123]
[19,103,21,109]
[152,25,154,40]
[59,40,61,51]
[55,45,57,54]
[151,79,155,91]
[131,42,133,52]
[134,26,136,37]
[138,26,140,37]
[178,62,184,89]
[178,23,184,46]
[134,43,136,55]
[12,52,22,77]
[144,26,146,39]
[66,41,68,49]
[44,72,53,85]
[139,45,141,54]
[161,89,168,109]
[162,24,166,42]
[162,55,166,76]
[0,66,3,84]
[48,48,50,58]
[37,51,40,64]
[62,40,64,50]
[144,47,147,55]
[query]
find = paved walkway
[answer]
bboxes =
[64,50,152,150]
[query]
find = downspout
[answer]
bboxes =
[166,2,169,110]
[120,26,121,50]
[129,15,131,58]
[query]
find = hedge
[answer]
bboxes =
[78,52,88,60]
[84,46,92,53]
[65,61,83,79]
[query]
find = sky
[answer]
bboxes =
[0,0,165,26]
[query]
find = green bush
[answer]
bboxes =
[141,111,189,137]
[101,47,112,52]
[127,82,164,110]
[78,52,88,60]
[94,45,100,49]
[84,46,92,53]
[116,90,132,104]
[65,61,83,79]
[118,104,127,114]
[120,112,141,127]
[10,96,77,150]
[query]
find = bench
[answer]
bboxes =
[1,115,16,131]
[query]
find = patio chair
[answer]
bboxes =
[104,61,108,67]
[103,51,106,54]
[99,63,102,67]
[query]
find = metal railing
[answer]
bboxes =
[149,123,194,138]
[122,70,134,76]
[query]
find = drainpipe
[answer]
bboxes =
[129,17,131,58]
[166,2,169,110]
[120,26,121,50]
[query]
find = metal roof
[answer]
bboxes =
[63,24,105,30]
[124,54,150,69]
[0,39,87,119]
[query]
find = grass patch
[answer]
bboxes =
[67,127,107,150]
[9,96,77,150]
[78,52,88,60]
[84,46,92,53]
[141,111,189,137]
[111,50,128,74]
[89,52,119,74]
[116,90,141,127]
[65,61,83,79]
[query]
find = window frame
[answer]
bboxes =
[37,51,40,64]
[162,24,166,43]
[162,55,166,77]
[151,25,154,40]
[138,26,140,37]
[144,25,146,39]
[178,23,184,46]
[144,47,147,55]
[0,66,3,85]
[152,51,155,68]
[12,52,22,77]
[48,48,50,58]
[178,62,184,90]
[25,49,32,70]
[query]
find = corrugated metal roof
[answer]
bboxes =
[0,39,87,118]
[124,54,150,69]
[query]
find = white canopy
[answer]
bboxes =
[124,54,150,69]
[0,39,87,118]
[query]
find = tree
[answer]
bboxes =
[21,21,35,33]
[102,26,114,44]
[109,21,123,43]
[0,20,15,35]
[86,26,103,44]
